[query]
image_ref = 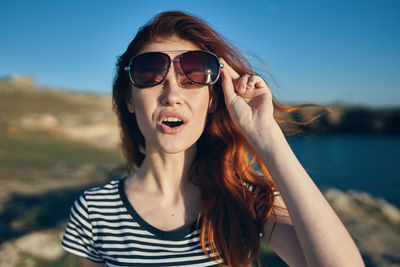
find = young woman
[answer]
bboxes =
[62,11,364,267]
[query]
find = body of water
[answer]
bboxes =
[287,134,400,208]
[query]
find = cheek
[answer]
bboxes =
[194,91,211,122]
[132,94,156,131]
[132,91,155,114]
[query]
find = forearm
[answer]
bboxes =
[249,120,364,267]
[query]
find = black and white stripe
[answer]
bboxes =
[62,179,222,266]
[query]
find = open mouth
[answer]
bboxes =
[163,121,184,128]
[162,117,184,128]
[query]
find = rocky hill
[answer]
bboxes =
[276,103,400,135]
[0,75,120,149]
[323,188,400,267]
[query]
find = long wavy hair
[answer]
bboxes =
[113,11,315,266]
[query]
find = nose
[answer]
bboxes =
[159,62,184,106]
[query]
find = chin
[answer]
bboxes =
[160,144,195,155]
[156,139,197,155]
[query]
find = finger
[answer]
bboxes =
[247,75,266,88]
[247,75,257,87]
[220,58,240,80]
[238,74,250,95]
[253,77,274,101]
[220,67,237,104]
[240,75,273,99]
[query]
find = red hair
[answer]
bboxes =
[112,11,315,266]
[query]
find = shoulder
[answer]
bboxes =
[84,179,122,195]
[62,180,125,263]
[72,179,123,213]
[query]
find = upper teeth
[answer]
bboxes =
[163,117,182,122]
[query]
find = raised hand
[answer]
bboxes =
[219,58,277,139]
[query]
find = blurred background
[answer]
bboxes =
[0,0,399,266]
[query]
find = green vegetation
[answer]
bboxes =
[0,131,124,171]
[0,130,126,244]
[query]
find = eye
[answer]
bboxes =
[178,76,199,88]
[181,79,195,86]
[185,70,204,83]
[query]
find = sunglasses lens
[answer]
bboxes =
[180,51,220,85]
[130,53,170,87]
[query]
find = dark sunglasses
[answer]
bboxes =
[124,50,224,88]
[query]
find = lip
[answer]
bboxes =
[156,111,188,134]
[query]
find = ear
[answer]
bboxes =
[126,97,135,113]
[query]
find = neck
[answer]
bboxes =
[133,145,197,199]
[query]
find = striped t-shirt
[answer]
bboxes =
[61,178,222,266]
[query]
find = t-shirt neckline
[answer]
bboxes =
[118,177,198,241]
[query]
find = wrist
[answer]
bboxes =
[246,119,286,155]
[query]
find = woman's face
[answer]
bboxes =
[127,36,211,155]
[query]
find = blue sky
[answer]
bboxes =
[1,0,399,106]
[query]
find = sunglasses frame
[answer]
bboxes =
[124,50,224,88]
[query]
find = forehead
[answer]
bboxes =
[139,36,201,54]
